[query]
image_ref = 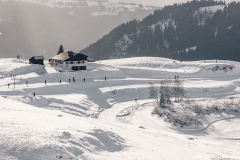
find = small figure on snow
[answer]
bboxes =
[45,80,46,85]
[73,77,75,83]
[26,81,28,86]
[69,79,71,83]
[7,84,10,88]
[60,80,61,84]
[135,99,137,102]
[84,78,85,82]
[33,92,35,97]
[105,76,106,80]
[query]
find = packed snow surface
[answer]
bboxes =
[0,57,240,159]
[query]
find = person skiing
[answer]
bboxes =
[105,76,106,80]
[73,77,75,83]
[60,80,61,84]
[84,78,85,82]
[26,81,28,86]
[33,92,35,97]
[69,79,70,83]
[45,80,46,85]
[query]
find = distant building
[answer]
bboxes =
[29,56,44,65]
[87,58,95,62]
[50,51,88,71]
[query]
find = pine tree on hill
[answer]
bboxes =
[81,1,240,61]
[57,45,64,55]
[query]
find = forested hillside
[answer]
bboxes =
[81,0,240,61]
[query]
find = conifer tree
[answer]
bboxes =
[57,45,64,55]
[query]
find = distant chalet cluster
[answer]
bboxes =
[29,51,92,71]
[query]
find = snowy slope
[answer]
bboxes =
[0,57,240,159]
[199,5,225,14]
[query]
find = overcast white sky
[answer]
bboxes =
[108,0,237,6]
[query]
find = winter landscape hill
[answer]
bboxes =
[0,0,157,59]
[0,57,240,159]
[81,1,240,61]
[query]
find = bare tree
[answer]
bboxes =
[149,81,160,108]
[173,78,185,102]
[149,81,158,99]
[159,77,173,108]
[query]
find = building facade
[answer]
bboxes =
[29,56,44,65]
[50,51,88,71]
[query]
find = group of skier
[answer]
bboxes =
[7,76,108,98]
[33,77,106,97]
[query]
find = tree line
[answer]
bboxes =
[82,0,240,61]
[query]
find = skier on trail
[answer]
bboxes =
[73,77,75,83]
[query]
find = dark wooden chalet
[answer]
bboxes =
[29,56,44,65]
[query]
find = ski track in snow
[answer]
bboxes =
[0,57,240,159]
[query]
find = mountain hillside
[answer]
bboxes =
[81,0,240,61]
[0,0,157,58]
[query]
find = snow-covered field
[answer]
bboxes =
[0,57,240,160]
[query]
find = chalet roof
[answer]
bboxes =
[52,51,88,61]
[30,56,44,60]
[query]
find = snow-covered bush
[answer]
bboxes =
[152,106,164,116]
[222,99,240,112]
[191,98,240,115]
[150,77,198,127]
[210,64,235,72]
[192,103,205,116]
[166,112,201,126]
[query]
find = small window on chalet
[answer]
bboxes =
[70,61,74,64]
[78,61,81,64]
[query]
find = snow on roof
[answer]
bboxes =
[32,56,44,60]
[52,51,87,61]
[52,51,75,61]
